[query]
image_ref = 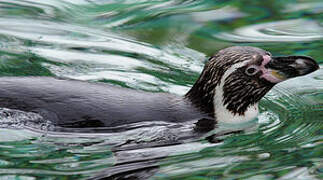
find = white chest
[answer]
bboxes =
[213,61,259,124]
[213,85,259,124]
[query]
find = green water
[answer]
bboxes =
[0,0,322,179]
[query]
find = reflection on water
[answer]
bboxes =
[215,19,323,42]
[0,0,322,179]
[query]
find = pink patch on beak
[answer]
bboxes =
[260,55,284,83]
[262,55,271,66]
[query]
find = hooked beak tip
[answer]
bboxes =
[263,55,319,84]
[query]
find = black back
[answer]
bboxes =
[0,77,209,128]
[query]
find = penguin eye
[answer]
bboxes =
[245,65,259,76]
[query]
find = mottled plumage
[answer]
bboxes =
[0,46,319,131]
[186,46,318,123]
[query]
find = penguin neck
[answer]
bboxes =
[213,61,260,124]
[185,61,260,124]
[184,60,222,117]
[213,84,259,124]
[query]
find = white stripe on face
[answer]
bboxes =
[213,61,259,124]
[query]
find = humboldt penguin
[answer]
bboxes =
[0,46,319,131]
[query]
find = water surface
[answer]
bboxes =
[0,0,322,179]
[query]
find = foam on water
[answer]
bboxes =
[0,0,322,179]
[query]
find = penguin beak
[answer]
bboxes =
[262,55,319,84]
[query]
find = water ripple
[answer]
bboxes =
[215,19,323,42]
[0,0,322,179]
[0,17,204,94]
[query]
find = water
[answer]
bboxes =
[0,0,322,179]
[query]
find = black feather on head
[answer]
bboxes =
[185,46,319,120]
